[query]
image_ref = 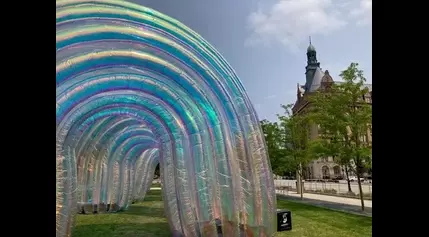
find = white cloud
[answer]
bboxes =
[246,0,372,50]
[246,0,347,51]
[350,0,372,26]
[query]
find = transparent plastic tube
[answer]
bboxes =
[56,1,276,236]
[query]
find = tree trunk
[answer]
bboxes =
[356,172,365,211]
[299,163,303,199]
[296,170,301,194]
[344,166,352,192]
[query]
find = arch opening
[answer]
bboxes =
[322,166,330,180]
[56,1,276,236]
[333,166,342,179]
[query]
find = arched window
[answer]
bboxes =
[322,166,330,179]
[333,166,341,178]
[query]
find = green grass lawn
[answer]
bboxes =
[73,190,372,237]
[151,182,161,188]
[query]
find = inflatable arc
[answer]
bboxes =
[56,0,276,236]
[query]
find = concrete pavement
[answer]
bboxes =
[149,187,372,217]
[277,190,372,207]
[276,190,372,217]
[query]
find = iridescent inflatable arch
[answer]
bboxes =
[56,0,276,236]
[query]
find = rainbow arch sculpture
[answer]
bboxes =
[56,0,276,236]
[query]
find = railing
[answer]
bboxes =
[274,179,372,199]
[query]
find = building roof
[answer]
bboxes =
[299,81,372,94]
[307,43,316,52]
[334,81,372,92]
[307,67,325,92]
[301,40,371,94]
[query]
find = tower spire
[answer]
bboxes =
[305,38,320,71]
[306,38,318,66]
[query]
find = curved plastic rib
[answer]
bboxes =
[56,0,276,236]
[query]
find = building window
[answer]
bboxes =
[333,166,341,177]
[322,166,330,179]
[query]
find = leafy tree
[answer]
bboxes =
[310,62,372,210]
[278,104,315,199]
[308,90,354,193]
[260,119,288,176]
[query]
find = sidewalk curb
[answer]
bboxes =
[276,194,372,217]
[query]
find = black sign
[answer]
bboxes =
[277,209,292,231]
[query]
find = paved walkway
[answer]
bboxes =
[149,187,371,217]
[276,190,372,217]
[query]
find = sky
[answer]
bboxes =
[130,0,372,122]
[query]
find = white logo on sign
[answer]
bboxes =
[282,213,288,224]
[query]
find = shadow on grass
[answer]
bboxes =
[277,194,372,217]
[276,198,372,237]
[141,190,163,202]
[120,205,165,218]
[73,190,371,237]
[118,190,166,218]
[72,223,171,237]
[73,190,169,237]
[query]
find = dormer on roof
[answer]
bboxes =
[320,70,334,90]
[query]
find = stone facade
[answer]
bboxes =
[292,42,372,180]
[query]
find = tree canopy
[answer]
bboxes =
[309,62,372,210]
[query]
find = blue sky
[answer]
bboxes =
[131,0,372,122]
